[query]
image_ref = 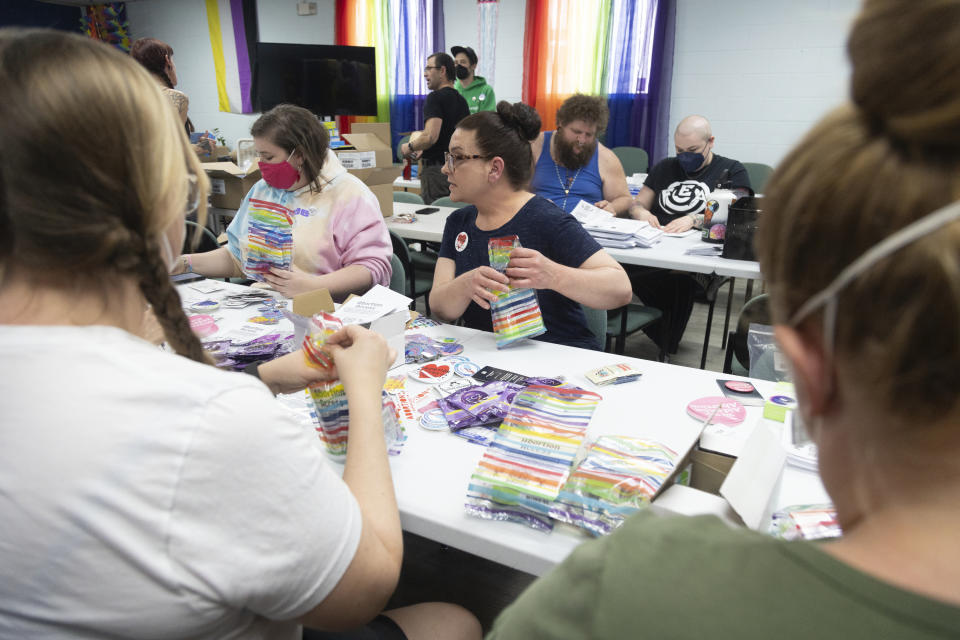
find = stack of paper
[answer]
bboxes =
[570,200,663,248]
[685,244,723,257]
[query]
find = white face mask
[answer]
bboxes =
[159,231,177,272]
[789,200,960,358]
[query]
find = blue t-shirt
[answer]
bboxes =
[529,131,604,213]
[438,195,603,350]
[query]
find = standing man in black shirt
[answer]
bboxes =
[401,52,470,204]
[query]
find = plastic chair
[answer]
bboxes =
[183,218,221,253]
[722,294,771,375]
[395,135,410,164]
[606,303,665,359]
[393,191,424,205]
[390,230,434,314]
[612,146,649,175]
[388,254,406,295]
[742,162,774,194]
[580,305,608,351]
[431,196,470,209]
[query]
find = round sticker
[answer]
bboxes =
[453,361,480,377]
[724,380,756,393]
[419,408,449,431]
[686,396,746,426]
[455,231,469,252]
[190,299,220,313]
[188,314,218,338]
[770,395,797,407]
[409,363,452,383]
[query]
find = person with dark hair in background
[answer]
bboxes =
[528,93,633,215]
[130,36,214,157]
[429,101,632,350]
[488,1,960,637]
[624,115,752,354]
[401,52,470,204]
[172,103,393,300]
[451,45,496,114]
[0,28,481,640]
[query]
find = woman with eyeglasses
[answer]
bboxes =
[429,101,632,350]
[0,30,480,640]
[486,1,960,637]
[173,104,393,301]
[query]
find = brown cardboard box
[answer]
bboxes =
[202,161,260,210]
[338,122,401,218]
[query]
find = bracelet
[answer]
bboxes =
[183,255,194,273]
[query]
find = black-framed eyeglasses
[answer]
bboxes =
[444,151,491,172]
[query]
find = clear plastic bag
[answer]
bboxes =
[747,323,791,382]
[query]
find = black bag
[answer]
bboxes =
[721,195,763,261]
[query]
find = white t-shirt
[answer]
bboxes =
[0,325,362,639]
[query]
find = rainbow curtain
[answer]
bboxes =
[81,3,131,52]
[204,0,257,114]
[335,0,393,132]
[522,0,612,132]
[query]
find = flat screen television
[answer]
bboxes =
[254,43,377,116]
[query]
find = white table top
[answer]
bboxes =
[393,177,422,189]
[179,280,826,576]
[387,202,762,280]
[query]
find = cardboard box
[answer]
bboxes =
[339,123,402,218]
[652,422,786,530]
[202,161,261,210]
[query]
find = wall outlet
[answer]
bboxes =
[297,2,317,16]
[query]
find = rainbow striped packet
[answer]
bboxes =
[549,436,677,537]
[465,384,602,531]
[487,236,546,349]
[308,388,405,460]
[243,199,294,281]
[302,312,342,369]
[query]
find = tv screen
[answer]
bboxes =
[254,43,377,116]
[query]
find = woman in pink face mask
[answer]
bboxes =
[175,104,393,300]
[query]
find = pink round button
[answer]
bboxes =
[686,396,747,426]
[724,380,756,393]
[188,314,218,338]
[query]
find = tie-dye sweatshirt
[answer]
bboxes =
[226,150,392,287]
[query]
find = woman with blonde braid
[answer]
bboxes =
[0,30,478,640]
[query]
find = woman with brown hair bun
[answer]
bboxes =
[487,1,960,637]
[0,29,479,640]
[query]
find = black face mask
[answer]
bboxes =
[455,64,470,80]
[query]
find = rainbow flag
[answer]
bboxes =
[205,0,257,114]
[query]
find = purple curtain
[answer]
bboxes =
[605,0,675,162]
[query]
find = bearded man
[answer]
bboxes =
[529,94,633,215]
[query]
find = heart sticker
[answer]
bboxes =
[686,396,746,426]
[409,363,451,383]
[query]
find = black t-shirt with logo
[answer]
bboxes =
[422,86,470,164]
[438,195,602,350]
[643,154,750,226]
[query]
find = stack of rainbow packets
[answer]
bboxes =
[243,198,294,281]
[549,436,677,536]
[465,384,602,531]
[487,236,546,349]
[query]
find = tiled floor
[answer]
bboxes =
[398,279,761,632]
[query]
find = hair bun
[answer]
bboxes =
[497,101,541,142]
[848,0,960,150]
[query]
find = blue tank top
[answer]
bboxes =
[530,131,604,213]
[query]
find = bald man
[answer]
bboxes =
[624,116,751,354]
[629,115,750,232]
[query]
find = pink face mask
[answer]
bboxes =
[259,151,301,189]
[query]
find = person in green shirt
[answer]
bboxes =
[451,46,496,114]
[487,0,960,637]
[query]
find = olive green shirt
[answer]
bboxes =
[454,75,496,114]
[487,510,960,639]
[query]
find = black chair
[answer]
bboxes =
[605,303,665,360]
[390,230,434,313]
[183,218,221,253]
[580,305,608,352]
